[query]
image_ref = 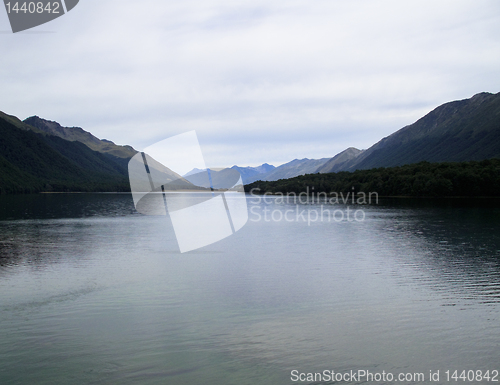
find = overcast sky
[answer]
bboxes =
[1,0,500,167]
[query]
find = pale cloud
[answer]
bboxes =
[1,0,500,166]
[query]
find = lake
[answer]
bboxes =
[0,193,499,384]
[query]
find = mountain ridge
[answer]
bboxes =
[318,92,500,173]
[244,158,330,184]
[230,163,275,184]
[24,116,137,159]
[315,147,364,173]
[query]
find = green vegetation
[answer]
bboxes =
[0,117,131,194]
[245,159,500,197]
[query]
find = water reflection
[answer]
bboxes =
[0,193,137,220]
[0,193,138,269]
[371,198,500,304]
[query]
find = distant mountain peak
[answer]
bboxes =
[242,158,330,184]
[183,167,207,177]
[315,147,364,174]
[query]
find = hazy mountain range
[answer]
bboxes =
[0,91,498,193]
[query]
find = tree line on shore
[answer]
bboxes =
[244,159,500,197]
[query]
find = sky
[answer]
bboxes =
[1,0,500,168]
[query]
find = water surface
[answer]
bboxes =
[0,194,499,384]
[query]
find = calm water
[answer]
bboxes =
[0,193,499,385]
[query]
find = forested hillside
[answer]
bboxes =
[0,116,131,194]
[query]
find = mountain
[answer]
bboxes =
[249,163,275,174]
[319,92,500,173]
[231,163,275,184]
[0,111,47,134]
[183,168,243,189]
[131,153,202,192]
[183,163,276,186]
[183,168,207,177]
[245,158,330,184]
[23,116,137,158]
[0,113,200,194]
[0,114,131,193]
[315,147,364,173]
